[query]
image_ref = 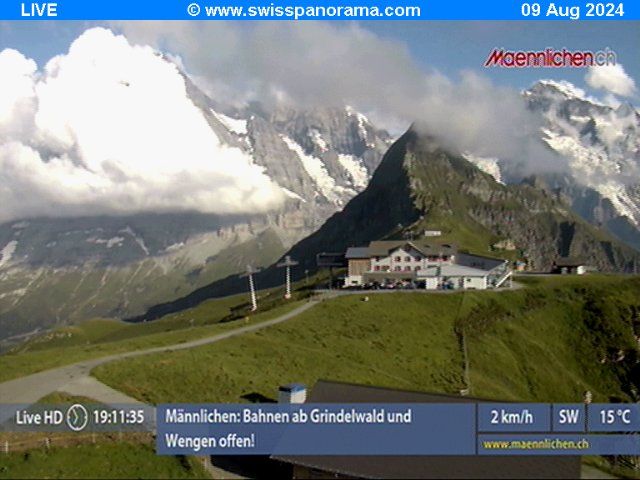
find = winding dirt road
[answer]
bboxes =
[0,299,320,410]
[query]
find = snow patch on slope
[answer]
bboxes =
[281,187,307,203]
[164,242,185,253]
[309,129,328,152]
[345,106,374,147]
[280,135,349,205]
[0,241,18,268]
[597,183,640,226]
[87,236,125,248]
[121,226,150,255]
[210,109,248,135]
[462,153,504,184]
[338,154,369,188]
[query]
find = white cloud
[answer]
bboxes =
[0,27,284,224]
[112,22,557,171]
[585,64,637,98]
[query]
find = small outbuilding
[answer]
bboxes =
[552,257,587,275]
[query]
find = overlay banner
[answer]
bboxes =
[155,402,640,456]
[0,0,639,21]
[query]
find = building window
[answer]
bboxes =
[415,256,422,262]
[405,266,411,271]
[415,266,421,271]
[395,266,402,272]
[405,256,411,262]
[374,266,380,271]
[395,256,401,262]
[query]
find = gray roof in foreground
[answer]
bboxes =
[273,380,581,479]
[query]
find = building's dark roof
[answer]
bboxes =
[345,247,372,259]
[306,379,485,403]
[273,380,581,479]
[554,257,586,267]
[367,241,457,258]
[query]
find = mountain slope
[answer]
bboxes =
[287,128,640,273]
[132,129,640,322]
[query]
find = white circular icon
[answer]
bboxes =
[187,3,201,16]
[66,404,89,432]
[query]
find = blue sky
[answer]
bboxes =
[1,20,638,99]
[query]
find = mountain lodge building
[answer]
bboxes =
[345,241,511,290]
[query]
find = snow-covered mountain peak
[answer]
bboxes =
[531,79,589,100]
[462,79,640,247]
[526,80,640,235]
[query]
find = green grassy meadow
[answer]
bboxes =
[0,442,207,479]
[95,292,466,403]
[0,290,306,383]
[93,275,640,405]
[2,275,640,479]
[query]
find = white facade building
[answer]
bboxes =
[345,241,511,290]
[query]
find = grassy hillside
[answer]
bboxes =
[462,276,640,401]
[0,287,307,383]
[0,227,286,342]
[95,293,466,403]
[0,442,207,479]
[93,276,640,405]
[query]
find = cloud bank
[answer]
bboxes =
[586,64,637,98]
[0,27,284,224]
[114,22,557,172]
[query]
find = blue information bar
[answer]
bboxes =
[0,0,639,21]
[478,434,640,456]
[156,403,477,455]
[155,402,640,456]
[588,404,640,432]
[552,404,586,433]
[478,404,551,433]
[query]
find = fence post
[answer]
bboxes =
[4,440,8,454]
[44,437,50,450]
